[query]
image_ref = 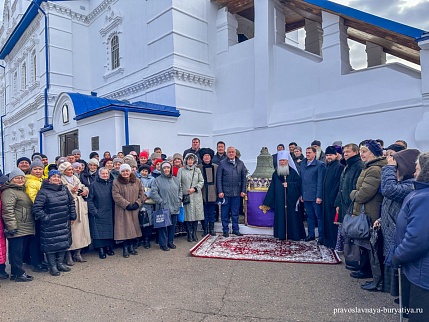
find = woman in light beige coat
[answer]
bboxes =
[59,162,91,264]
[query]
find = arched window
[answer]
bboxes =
[21,62,27,90]
[111,35,120,70]
[62,104,69,123]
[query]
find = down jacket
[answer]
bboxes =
[394,181,429,291]
[380,165,414,256]
[32,180,76,253]
[177,159,204,222]
[0,182,34,238]
[87,177,114,241]
[151,167,181,215]
[216,157,247,197]
[350,157,387,223]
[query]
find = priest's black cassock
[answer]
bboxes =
[263,168,305,241]
[322,159,344,249]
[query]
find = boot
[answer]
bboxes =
[47,253,60,276]
[185,222,192,242]
[56,252,71,272]
[202,221,208,237]
[73,249,87,262]
[209,222,215,236]
[192,221,198,242]
[128,243,138,255]
[123,242,129,258]
[106,246,115,256]
[98,248,106,259]
[143,236,151,249]
[65,251,74,266]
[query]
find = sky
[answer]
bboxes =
[0,0,428,68]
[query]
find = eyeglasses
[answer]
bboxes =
[13,177,25,181]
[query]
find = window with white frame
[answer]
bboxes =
[21,62,27,90]
[111,35,120,70]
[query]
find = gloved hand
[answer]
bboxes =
[126,203,139,211]
[7,229,18,236]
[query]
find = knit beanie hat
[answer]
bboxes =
[235,149,241,157]
[113,157,124,164]
[58,162,72,174]
[56,156,67,166]
[325,146,337,155]
[119,163,131,173]
[386,144,406,153]
[150,152,161,161]
[48,170,61,179]
[153,158,164,166]
[72,162,82,169]
[8,168,25,181]
[72,149,81,155]
[0,175,9,185]
[30,157,44,170]
[365,139,383,157]
[139,151,149,159]
[332,141,343,147]
[161,161,172,169]
[334,145,343,155]
[124,156,137,168]
[393,149,420,180]
[416,152,429,183]
[88,158,100,167]
[16,156,31,166]
[172,153,183,162]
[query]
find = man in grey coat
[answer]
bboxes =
[216,147,247,237]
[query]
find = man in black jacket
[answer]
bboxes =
[216,147,247,237]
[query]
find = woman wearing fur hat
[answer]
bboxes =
[32,170,76,276]
[80,158,99,187]
[151,161,181,251]
[197,148,218,236]
[24,156,48,273]
[178,153,204,242]
[59,162,91,264]
[1,168,35,282]
[371,149,420,294]
[172,153,183,177]
[112,164,143,258]
[349,140,387,280]
[393,152,429,321]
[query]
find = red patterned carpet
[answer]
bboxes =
[190,234,341,264]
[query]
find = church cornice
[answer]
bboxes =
[4,94,43,126]
[46,2,89,23]
[7,14,41,60]
[88,0,119,23]
[104,67,215,100]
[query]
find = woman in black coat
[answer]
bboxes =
[32,170,77,276]
[87,167,115,259]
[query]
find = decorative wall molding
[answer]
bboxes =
[4,94,43,126]
[46,2,89,23]
[104,67,215,100]
[8,15,42,59]
[88,0,119,23]
[103,66,124,80]
[100,6,122,37]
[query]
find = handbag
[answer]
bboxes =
[153,207,172,228]
[178,206,185,223]
[341,200,371,239]
[343,237,365,269]
[138,206,150,227]
[182,168,195,205]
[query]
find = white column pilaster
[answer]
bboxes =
[216,7,238,55]
[415,35,429,150]
[305,19,323,55]
[366,41,386,67]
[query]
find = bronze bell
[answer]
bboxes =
[251,147,274,178]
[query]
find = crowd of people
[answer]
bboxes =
[0,138,427,321]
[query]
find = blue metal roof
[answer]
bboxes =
[68,93,180,120]
[304,0,426,40]
[0,0,45,59]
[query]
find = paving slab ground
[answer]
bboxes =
[0,234,400,322]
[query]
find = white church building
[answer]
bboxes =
[0,0,428,173]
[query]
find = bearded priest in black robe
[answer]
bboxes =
[263,151,305,241]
